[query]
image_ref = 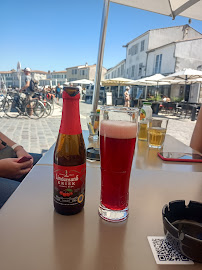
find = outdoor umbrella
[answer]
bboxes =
[132,74,169,98]
[162,68,202,81]
[110,0,202,21]
[162,68,202,101]
[70,79,94,85]
[92,0,202,112]
[101,77,136,86]
[102,77,137,100]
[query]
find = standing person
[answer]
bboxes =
[124,86,130,107]
[55,83,61,102]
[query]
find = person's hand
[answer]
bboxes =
[0,158,32,179]
[15,146,33,167]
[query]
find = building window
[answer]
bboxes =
[121,64,124,76]
[131,65,135,77]
[80,70,85,76]
[118,67,120,77]
[154,54,162,74]
[140,40,145,52]
[138,63,143,76]
[129,44,139,55]
[72,69,77,75]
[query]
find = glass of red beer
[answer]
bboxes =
[99,106,139,222]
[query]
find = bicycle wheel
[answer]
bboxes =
[43,101,52,117]
[25,100,45,119]
[3,99,20,118]
[0,95,5,112]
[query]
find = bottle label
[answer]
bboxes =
[140,108,146,121]
[54,163,86,206]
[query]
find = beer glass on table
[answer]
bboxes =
[148,118,169,148]
[99,107,139,222]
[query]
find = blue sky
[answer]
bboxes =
[1,0,202,72]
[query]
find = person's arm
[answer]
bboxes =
[0,132,33,164]
[21,81,30,91]
[190,107,202,153]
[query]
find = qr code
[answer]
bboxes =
[147,236,194,265]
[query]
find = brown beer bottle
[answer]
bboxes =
[54,86,86,215]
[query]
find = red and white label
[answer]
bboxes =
[54,163,86,206]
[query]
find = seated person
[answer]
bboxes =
[190,107,202,153]
[0,132,42,208]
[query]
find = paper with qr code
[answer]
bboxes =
[148,236,194,265]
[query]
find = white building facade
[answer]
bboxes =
[105,59,126,79]
[105,25,202,102]
[66,64,107,82]
[125,25,202,80]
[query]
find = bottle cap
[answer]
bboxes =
[63,86,80,98]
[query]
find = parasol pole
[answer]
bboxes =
[92,0,110,112]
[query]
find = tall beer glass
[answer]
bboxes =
[99,107,139,222]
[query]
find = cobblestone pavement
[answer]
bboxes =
[0,100,196,155]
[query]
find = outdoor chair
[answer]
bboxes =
[177,103,192,118]
[161,102,169,113]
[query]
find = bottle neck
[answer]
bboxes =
[59,94,82,135]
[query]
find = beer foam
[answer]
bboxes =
[100,120,137,139]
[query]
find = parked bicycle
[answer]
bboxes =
[3,91,45,119]
[33,92,53,117]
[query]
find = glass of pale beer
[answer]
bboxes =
[148,118,169,148]
[99,106,139,222]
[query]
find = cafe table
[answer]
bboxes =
[0,131,201,270]
[38,130,202,173]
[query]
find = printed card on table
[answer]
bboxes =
[147,236,194,265]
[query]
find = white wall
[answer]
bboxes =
[146,43,176,76]
[125,33,149,79]
[105,60,126,79]
[148,25,202,51]
[175,39,202,71]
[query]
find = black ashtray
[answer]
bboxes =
[162,200,202,263]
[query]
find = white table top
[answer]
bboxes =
[0,164,202,270]
[0,131,202,270]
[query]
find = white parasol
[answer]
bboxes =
[70,79,94,85]
[101,77,137,86]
